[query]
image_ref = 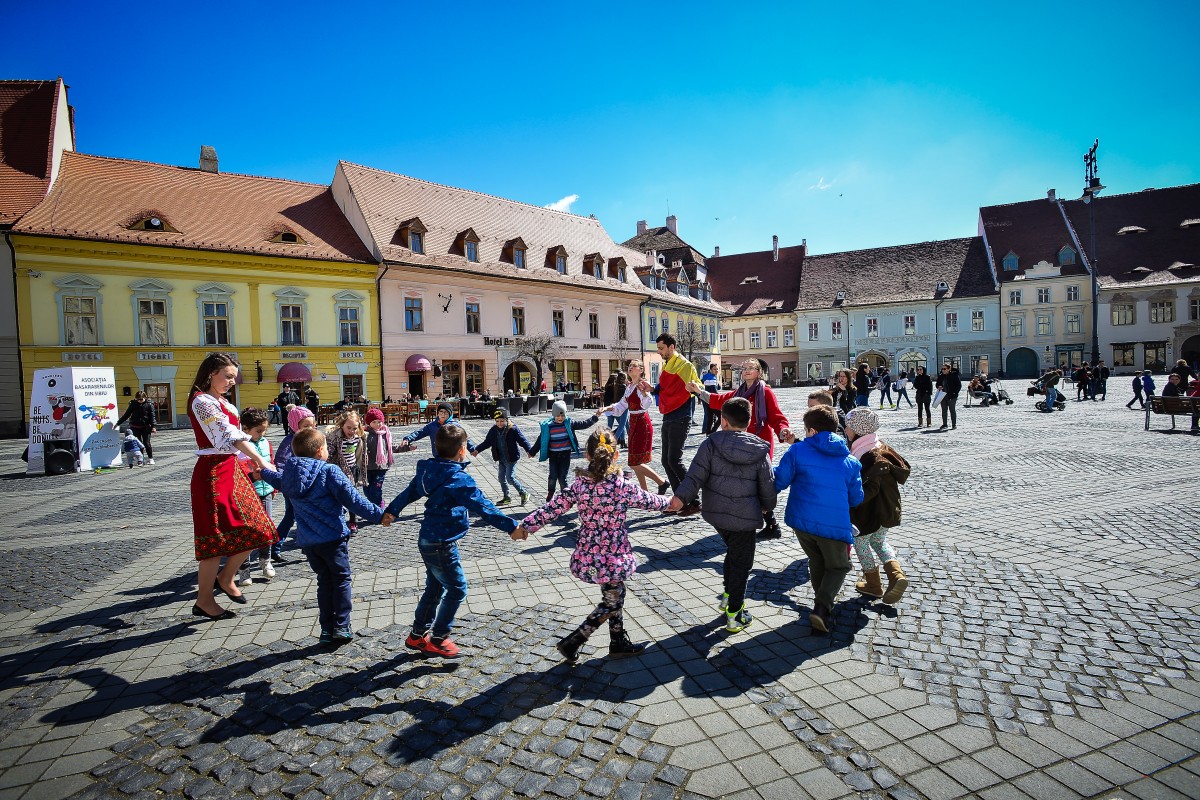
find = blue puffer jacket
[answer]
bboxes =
[774,431,864,544]
[259,458,382,547]
[384,457,517,544]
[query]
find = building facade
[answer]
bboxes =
[12,151,378,425]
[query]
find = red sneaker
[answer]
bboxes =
[405,632,429,651]
[423,636,461,658]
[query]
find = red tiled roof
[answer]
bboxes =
[621,227,707,267]
[0,79,63,225]
[707,244,805,315]
[14,152,375,263]
[979,197,1090,283]
[336,162,725,313]
[797,238,994,309]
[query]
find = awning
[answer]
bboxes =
[277,362,312,383]
[405,354,432,372]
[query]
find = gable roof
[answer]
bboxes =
[979,197,1090,283]
[335,162,725,313]
[13,151,375,263]
[621,226,707,267]
[0,79,71,225]
[797,237,994,310]
[707,244,805,315]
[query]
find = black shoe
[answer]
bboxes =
[213,581,248,604]
[192,604,236,621]
[556,630,588,663]
[608,631,649,658]
[657,481,670,496]
[757,518,782,540]
[808,604,831,634]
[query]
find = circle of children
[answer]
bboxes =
[193,342,912,663]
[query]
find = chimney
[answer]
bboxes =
[713,246,720,257]
[666,215,678,235]
[199,145,219,173]
[772,235,779,262]
[1047,188,1056,201]
[801,238,808,255]
[636,219,647,236]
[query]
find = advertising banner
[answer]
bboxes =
[26,367,78,475]
[71,367,122,470]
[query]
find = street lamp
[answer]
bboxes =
[1082,139,1105,366]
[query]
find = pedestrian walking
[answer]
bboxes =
[115,390,157,465]
[912,366,933,427]
[854,363,873,407]
[1126,373,1146,408]
[936,364,962,429]
[877,366,894,409]
[894,371,914,408]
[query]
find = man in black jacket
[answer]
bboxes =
[305,385,320,415]
[936,365,962,430]
[276,384,300,433]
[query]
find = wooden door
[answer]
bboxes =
[144,382,173,425]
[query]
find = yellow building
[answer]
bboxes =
[12,151,378,426]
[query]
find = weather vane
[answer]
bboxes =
[1084,139,1099,187]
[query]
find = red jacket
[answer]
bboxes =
[708,384,789,458]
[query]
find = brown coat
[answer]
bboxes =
[850,443,910,534]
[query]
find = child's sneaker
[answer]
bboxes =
[496,497,512,507]
[237,566,253,586]
[424,636,460,658]
[725,608,753,633]
[348,523,358,534]
[519,492,528,506]
[405,631,430,650]
[262,558,275,579]
[715,592,730,612]
[330,626,355,645]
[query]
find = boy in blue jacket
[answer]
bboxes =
[258,427,383,646]
[470,407,533,506]
[382,425,523,658]
[774,405,864,634]
[397,401,475,455]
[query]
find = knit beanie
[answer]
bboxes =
[436,401,454,416]
[845,407,880,437]
[551,400,568,417]
[493,407,509,420]
[364,407,385,425]
[287,406,315,431]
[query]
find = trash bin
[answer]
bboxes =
[537,394,549,413]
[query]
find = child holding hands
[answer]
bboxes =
[514,429,671,663]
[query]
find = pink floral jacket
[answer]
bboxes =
[521,472,671,584]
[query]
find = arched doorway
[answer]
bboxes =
[1181,334,1200,371]
[503,361,535,394]
[897,350,927,377]
[1006,347,1039,378]
[858,351,889,371]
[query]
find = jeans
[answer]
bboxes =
[303,537,353,632]
[879,385,893,407]
[855,393,870,407]
[660,411,692,490]
[941,395,958,427]
[547,451,572,496]
[794,529,851,611]
[1045,385,1058,411]
[701,402,717,435]
[273,497,294,558]
[717,529,756,613]
[608,409,629,442]
[895,388,913,407]
[497,459,528,498]
[366,468,388,507]
[415,541,468,638]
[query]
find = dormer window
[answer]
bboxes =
[1116,226,1147,235]
[502,237,528,268]
[453,228,481,262]
[936,280,950,293]
[271,230,306,245]
[584,253,605,280]
[1058,246,1076,266]
[835,290,846,302]
[1002,251,1019,271]
[129,214,178,233]
[608,256,627,282]
[394,217,428,254]
[546,246,568,274]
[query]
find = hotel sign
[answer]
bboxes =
[137,351,174,361]
[483,337,517,347]
[339,351,364,359]
[62,352,102,362]
[281,351,308,359]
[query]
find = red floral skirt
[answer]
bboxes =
[191,455,277,560]
[627,413,653,467]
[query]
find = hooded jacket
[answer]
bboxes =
[474,422,533,463]
[402,418,475,455]
[849,443,911,534]
[674,430,777,532]
[774,431,864,544]
[384,457,517,544]
[260,457,382,548]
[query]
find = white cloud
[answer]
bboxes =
[809,176,835,191]
[544,194,579,212]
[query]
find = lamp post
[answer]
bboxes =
[1082,139,1104,366]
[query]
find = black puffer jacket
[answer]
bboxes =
[116,399,156,431]
[674,430,777,532]
[850,443,911,534]
[936,369,963,397]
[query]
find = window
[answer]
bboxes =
[465,241,479,262]
[203,301,229,345]
[280,304,304,344]
[338,306,360,346]
[661,314,669,334]
[898,351,927,375]
[465,361,484,393]
[1037,288,1051,304]
[511,306,525,336]
[404,297,423,332]
[1111,303,1135,326]
[1067,285,1080,301]
[719,331,727,348]
[465,302,480,334]
[1003,252,1019,271]
[341,375,363,401]
[272,230,305,244]
[589,313,599,339]
[1036,315,1051,336]
[767,330,777,348]
[1191,297,1200,321]
[904,315,916,335]
[710,323,716,344]
[552,310,564,337]
[1144,343,1167,372]
[1009,290,1022,306]
[513,248,526,268]
[971,310,985,332]
[410,231,424,254]
[619,265,628,283]
[556,254,567,274]
[831,320,842,340]
[1150,301,1175,323]
[807,362,824,381]
[1059,246,1076,266]
[617,315,627,340]
[808,322,819,341]
[783,328,795,347]
[1112,344,1136,367]
[648,315,657,340]
[1009,316,1023,337]
[64,296,98,345]
[943,356,961,370]
[945,312,958,333]
[970,355,989,375]
[750,331,760,348]
[866,317,878,337]
[1065,312,1081,334]
[137,299,168,345]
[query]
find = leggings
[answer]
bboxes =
[916,395,932,422]
[134,428,153,459]
[853,527,897,571]
[579,581,626,638]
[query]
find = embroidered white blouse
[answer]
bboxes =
[191,393,250,455]
[606,384,655,416]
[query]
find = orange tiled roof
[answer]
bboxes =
[15,151,375,263]
[0,79,64,225]
[336,162,725,313]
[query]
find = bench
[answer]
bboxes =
[1145,395,1200,432]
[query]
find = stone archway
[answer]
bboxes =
[1181,334,1200,371]
[503,360,535,394]
[857,351,890,371]
[1006,347,1039,379]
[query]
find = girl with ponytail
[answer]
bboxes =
[515,429,672,663]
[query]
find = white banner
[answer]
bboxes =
[71,367,122,470]
[26,368,78,474]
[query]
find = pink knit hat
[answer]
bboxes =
[287,406,315,431]
[364,407,385,424]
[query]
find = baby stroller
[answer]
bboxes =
[991,379,1014,405]
[1028,378,1066,411]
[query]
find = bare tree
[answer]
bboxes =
[676,320,712,373]
[608,334,637,367]
[513,332,562,393]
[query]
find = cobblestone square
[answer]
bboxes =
[0,388,1197,799]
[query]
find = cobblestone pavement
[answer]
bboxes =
[0,389,1198,800]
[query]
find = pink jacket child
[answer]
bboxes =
[518,430,670,664]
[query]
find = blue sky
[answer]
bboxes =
[5,2,1198,258]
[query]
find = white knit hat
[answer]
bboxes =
[845,407,880,436]
[551,400,568,417]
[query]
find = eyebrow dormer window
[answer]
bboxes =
[129,215,178,233]
[271,231,306,244]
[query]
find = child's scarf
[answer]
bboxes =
[850,432,880,460]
